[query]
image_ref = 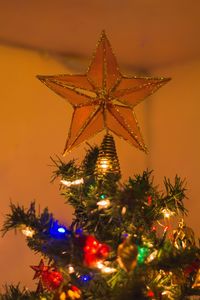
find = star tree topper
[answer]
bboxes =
[37,31,170,155]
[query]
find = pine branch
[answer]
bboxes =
[162,175,187,215]
[1,202,53,236]
[0,284,52,300]
[81,145,99,177]
[1,144,199,300]
[1,202,76,265]
[1,202,37,236]
[50,156,78,182]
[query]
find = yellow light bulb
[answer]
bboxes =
[59,292,66,300]
[162,208,174,219]
[68,265,75,274]
[21,226,35,238]
[99,158,109,170]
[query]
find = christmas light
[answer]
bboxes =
[137,246,149,264]
[147,290,155,297]
[146,250,158,263]
[97,199,110,209]
[95,134,121,179]
[67,286,81,299]
[68,265,75,274]
[75,227,83,236]
[162,208,174,219]
[96,261,104,269]
[164,225,169,232]
[58,227,66,233]
[99,158,110,171]
[142,236,154,248]
[59,293,66,300]
[121,206,127,215]
[162,290,172,296]
[84,235,110,267]
[79,274,92,282]
[102,266,117,274]
[49,221,70,239]
[96,262,116,274]
[21,226,35,238]
[61,178,84,187]
[151,226,156,232]
[121,232,129,239]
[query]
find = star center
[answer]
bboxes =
[98,89,112,103]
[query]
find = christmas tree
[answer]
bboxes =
[1,32,200,300]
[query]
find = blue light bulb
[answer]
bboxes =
[58,227,66,233]
[80,274,92,282]
[49,220,71,239]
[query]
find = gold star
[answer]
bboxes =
[37,31,170,155]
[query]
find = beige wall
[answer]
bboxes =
[0,45,199,290]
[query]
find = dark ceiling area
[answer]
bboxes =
[0,0,200,70]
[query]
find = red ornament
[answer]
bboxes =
[31,259,63,291]
[83,235,110,267]
[147,290,155,298]
[147,196,152,205]
[42,269,63,290]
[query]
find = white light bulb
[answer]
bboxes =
[102,266,117,274]
[61,178,84,187]
[96,261,117,274]
[147,250,158,262]
[96,261,104,269]
[68,265,75,274]
[97,199,110,209]
[162,291,171,296]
